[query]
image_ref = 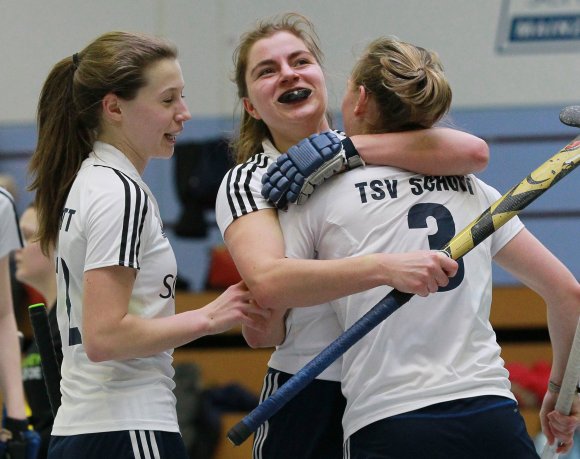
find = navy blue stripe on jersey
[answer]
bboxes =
[60,257,82,345]
[94,166,148,270]
[0,188,23,248]
[225,153,269,220]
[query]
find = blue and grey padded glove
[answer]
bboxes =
[261,131,365,209]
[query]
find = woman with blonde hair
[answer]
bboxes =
[276,36,580,458]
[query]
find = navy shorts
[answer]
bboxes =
[345,395,539,459]
[252,368,346,459]
[48,430,188,459]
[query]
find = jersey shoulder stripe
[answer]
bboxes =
[0,188,23,248]
[94,165,148,270]
[224,153,269,220]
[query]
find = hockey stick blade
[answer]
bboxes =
[228,132,580,446]
[560,106,580,128]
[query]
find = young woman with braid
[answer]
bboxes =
[28,31,270,459]
[277,36,580,458]
[216,12,489,459]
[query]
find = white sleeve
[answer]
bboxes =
[215,153,276,237]
[83,169,149,271]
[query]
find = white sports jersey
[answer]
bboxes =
[0,187,22,258]
[52,142,179,435]
[281,165,524,440]
[215,137,343,381]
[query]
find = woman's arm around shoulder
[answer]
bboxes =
[350,127,488,175]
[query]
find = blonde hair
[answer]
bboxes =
[28,31,177,255]
[231,12,327,163]
[350,37,451,134]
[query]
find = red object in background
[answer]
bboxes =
[506,361,551,408]
[206,245,242,289]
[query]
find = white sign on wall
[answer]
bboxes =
[496,0,580,53]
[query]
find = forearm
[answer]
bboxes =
[546,298,580,383]
[238,253,388,310]
[225,210,388,309]
[350,127,489,175]
[84,309,217,362]
[0,313,27,418]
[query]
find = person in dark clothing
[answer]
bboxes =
[14,204,61,459]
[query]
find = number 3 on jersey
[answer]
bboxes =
[408,203,464,291]
[59,257,82,345]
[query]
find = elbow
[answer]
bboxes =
[252,287,284,310]
[84,334,115,362]
[242,327,276,349]
[243,335,268,349]
[467,138,489,172]
[246,277,284,310]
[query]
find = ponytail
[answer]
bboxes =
[28,56,93,255]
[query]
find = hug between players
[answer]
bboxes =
[1,10,579,459]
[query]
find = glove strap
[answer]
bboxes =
[341,137,365,169]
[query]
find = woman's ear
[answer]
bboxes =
[354,85,369,115]
[101,93,123,122]
[242,97,262,120]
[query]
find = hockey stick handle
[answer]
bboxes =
[28,303,61,416]
[540,317,580,459]
[228,134,580,446]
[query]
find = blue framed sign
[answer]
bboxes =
[496,0,580,53]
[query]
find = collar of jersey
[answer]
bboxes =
[89,141,162,224]
[90,141,142,184]
[261,138,282,161]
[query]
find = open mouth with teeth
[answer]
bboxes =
[278,88,312,104]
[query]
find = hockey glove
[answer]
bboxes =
[261,131,365,209]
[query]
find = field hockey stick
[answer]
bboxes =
[28,303,61,416]
[227,106,580,446]
[540,317,580,459]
